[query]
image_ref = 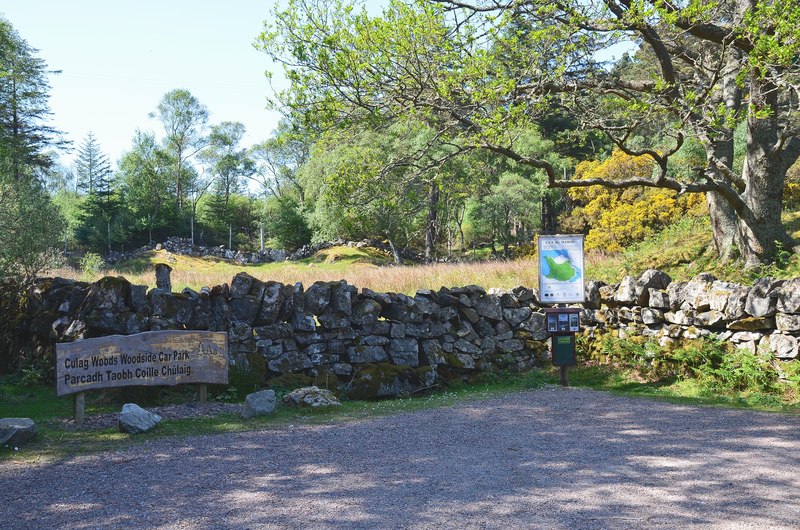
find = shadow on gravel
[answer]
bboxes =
[2,387,800,529]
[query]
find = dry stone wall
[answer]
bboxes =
[14,268,800,399]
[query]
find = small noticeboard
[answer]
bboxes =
[538,234,585,304]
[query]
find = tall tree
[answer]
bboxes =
[250,118,311,202]
[258,0,800,266]
[151,89,208,212]
[0,16,64,180]
[200,121,255,249]
[74,131,112,195]
[118,130,174,244]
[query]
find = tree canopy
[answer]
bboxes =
[257,0,800,266]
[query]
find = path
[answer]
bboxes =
[2,387,799,529]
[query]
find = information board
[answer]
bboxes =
[538,234,585,304]
[56,330,228,396]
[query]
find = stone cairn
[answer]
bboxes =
[14,269,800,399]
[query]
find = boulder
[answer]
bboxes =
[727,317,775,331]
[768,333,800,360]
[304,282,331,315]
[745,278,784,318]
[0,418,37,446]
[241,389,276,418]
[777,278,800,314]
[614,276,640,305]
[648,289,670,310]
[725,286,751,321]
[474,296,503,321]
[389,338,420,366]
[584,280,604,310]
[708,281,739,312]
[776,313,800,332]
[118,404,162,434]
[281,386,341,407]
[681,274,716,311]
[503,307,532,328]
[637,269,672,291]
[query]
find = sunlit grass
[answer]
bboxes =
[47,246,541,294]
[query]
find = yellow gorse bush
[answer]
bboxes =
[566,150,704,253]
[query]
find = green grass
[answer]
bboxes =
[559,363,800,413]
[0,370,549,463]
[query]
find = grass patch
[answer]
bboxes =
[0,370,548,463]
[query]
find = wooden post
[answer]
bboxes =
[73,392,85,425]
[560,366,569,387]
[197,384,208,405]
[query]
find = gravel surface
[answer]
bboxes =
[2,386,800,529]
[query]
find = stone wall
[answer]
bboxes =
[13,268,800,398]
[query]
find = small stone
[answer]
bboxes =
[241,390,276,419]
[118,404,162,434]
[281,386,341,407]
[0,418,37,446]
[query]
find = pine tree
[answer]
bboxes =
[74,131,112,195]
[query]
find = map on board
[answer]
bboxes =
[538,235,585,303]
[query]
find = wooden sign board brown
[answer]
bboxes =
[56,330,228,396]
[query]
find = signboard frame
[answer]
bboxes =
[537,234,586,304]
[56,330,229,397]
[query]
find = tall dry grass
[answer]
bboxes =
[48,258,541,295]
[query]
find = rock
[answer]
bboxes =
[304,282,331,315]
[641,308,665,325]
[518,312,547,341]
[708,281,739,312]
[454,338,482,356]
[258,282,285,324]
[230,272,255,298]
[352,299,382,327]
[598,284,619,306]
[637,269,672,291]
[474,296,503,321]
[777,278,800,314]
[681,275,716,311]
[768,333,799,359]
[0,418,37,446]
[503,307,532,328]
[584,280,605,310]
[725,286,751,321]
[118,404,162,434]
[281,386,341,407]
[241,390,276,418]
[664,310,694,326]
[347,345,388,364]
[745,278,784,318]
[346,364,436,399]
[727,317,775,331]
[614,276,640,305]
[776,313,800,332]
[330,281,356,315]
[694,310,727,328]
[648,289,670,310]
[389,338,420,366]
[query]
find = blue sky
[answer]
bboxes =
[1,0,286,168]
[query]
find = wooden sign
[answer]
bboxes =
[56,330,228,396]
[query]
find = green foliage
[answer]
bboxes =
[79,252,103,280]
[262,196,311,250]
[592,335,789,402]
[0,174,63,279]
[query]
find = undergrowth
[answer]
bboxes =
[578,335,800,410]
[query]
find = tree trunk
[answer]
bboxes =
[706,48,743,262]
[387,238,403,265]
[425,180,439,262]
[737,74,793,267]
[706,193,739,261]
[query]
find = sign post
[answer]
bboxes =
[56,330,228,423]
[538,235,585,386]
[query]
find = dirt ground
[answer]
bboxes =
[2,386,799,529]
